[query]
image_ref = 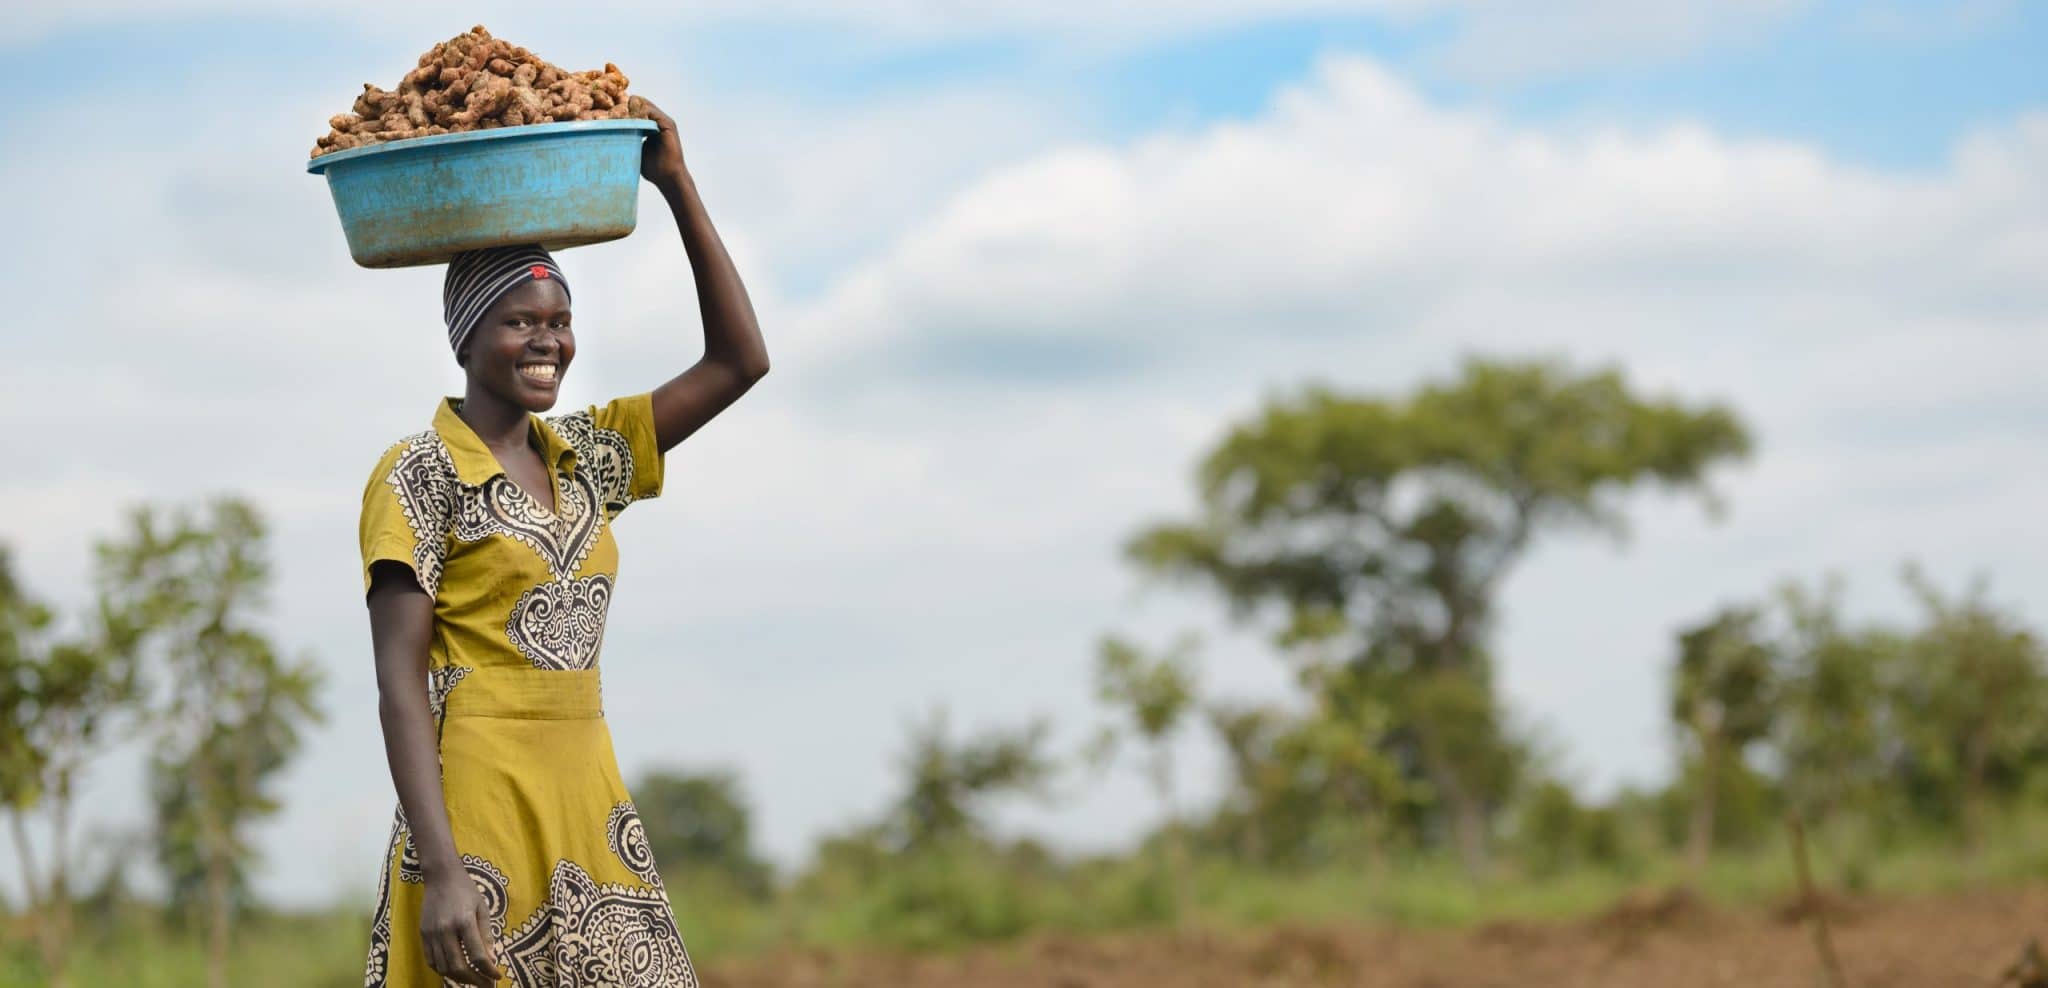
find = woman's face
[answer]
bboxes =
[461,277,575,412]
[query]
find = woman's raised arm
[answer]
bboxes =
[636,99,770,453]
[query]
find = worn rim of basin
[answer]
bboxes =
[305,118,658,174]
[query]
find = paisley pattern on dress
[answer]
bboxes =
[465,854,512,940]
[397,814,422,884]
[505,576,614,671]
[380,803,423,886]
[364,808,405,987]
[501,859,697,988]
[426,665,473,719]
[371,802,510,987]
[606,801,662,887]
[546,411,641,518]
[383,433,457,596]
[452,471,602,582]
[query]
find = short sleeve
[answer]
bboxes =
[547,392,665,519]
[359,434,454,597]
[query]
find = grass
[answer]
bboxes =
[1,906,364,988]
[5,817,2044,986]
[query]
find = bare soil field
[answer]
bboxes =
[704,886,2048,987]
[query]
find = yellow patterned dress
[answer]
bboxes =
[357,394,698,988]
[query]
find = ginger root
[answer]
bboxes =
[311,25,654,157]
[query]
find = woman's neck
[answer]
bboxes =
[457,385,532,454]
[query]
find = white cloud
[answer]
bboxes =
[4,0,1804,74]
[767,50,2048,808]
[794,56,2045,370]
[3,42,2044,914]
[0,1,1358,45]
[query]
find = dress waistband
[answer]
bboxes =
[442,666,603,720]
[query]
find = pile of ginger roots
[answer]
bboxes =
[311,25,650,156]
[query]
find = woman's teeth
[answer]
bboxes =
[519,364,558,383]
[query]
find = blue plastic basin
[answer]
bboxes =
[306,119,658,268]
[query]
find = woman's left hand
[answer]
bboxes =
[638,98,687,186]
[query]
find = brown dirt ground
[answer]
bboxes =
[701,885,2048,988]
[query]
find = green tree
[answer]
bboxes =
[631,767,773,899]
[149,714,309,923]
[0,548,144,988]
[781,713,1060,947]
[1770,578,1895,833]
[1129,358,1749,876]
[1202,667,1412,867]
[1669,607,1777,874]
[98,499,323,988]
[892,710,1054,852]
[1205,705,1291,862]
[1091,633,1200,913]
[1888,566,2048,847]
[1512,780,1632,877]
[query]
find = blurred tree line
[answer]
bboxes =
[1663,569,2048,865]
[2,501,321,988]
[1123,361,2045,885]
[6,357,2047,976]
[636,357,2048,948]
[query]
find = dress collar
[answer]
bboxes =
[433,397,578,486]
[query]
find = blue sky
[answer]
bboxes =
[679,2,2048,171]
[6,2,2041,311]
[1479,0,2048,168]
[2,1,2045,908]
[9,2,2044,169]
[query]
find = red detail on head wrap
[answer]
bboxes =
[530,265,550,279]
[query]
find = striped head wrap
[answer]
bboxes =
[442,245,571,362]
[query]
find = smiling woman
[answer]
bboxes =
[357,99,769,988]
[445,246,578,419]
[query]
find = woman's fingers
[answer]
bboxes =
[637,97,686,184]
[423,931,451,981]
[641,98,679,138]
[459,909,505,984]
[425,923,486,985]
